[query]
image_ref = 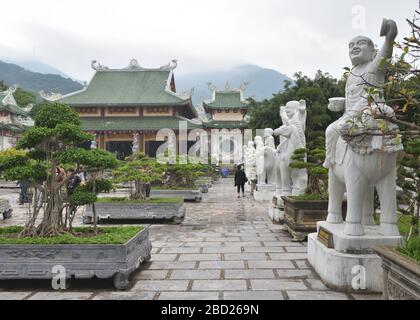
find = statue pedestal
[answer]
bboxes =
[308,222,404,293]
[268,195,285,224]
[254,184,276,202]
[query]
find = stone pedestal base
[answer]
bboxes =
[307,233,383,293]
[317,221,403,253]
[308,222,404,293]
[254,184,276,202]
[268,196,284,224]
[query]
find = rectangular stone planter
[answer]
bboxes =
[194,182,209,193]
[375,246,420,300]
[282,197,347,242]
[0,199,12,220]
[150,189,202,202]
[84,201,186,224]
[0,227,152,290]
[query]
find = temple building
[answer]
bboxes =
[41,60,251,160]
[202,83,250,132]
[42,59,201,159]
[0,87,33,151]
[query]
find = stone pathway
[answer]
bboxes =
[0,179,381,300]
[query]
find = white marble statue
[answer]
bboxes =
[324,18,403,236]
[254,136,266,185]
[263,128,277,185]
[274,100,308,197]
[244,141,257,181]
[132,133,140,154]
[90,134,97,150]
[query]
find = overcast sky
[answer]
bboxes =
[0,0,418,81]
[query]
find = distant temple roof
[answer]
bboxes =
[203,120,249,129]
[203,82,249,110]
[42,59,196,113]
[0,87,29,117]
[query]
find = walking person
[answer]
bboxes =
[234,165,248,198]
[17,179,30,205]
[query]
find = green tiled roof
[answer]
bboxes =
[204,91,249,109]
[0,93,29,117]
[0,122,25,132]
[203,120,249,129]
[59,70,190,106]
[80,116,203,131]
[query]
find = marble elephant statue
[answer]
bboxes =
[274,124,306,197]
[326,106,404,237]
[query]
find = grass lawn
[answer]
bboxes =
[0,226,143,245]
[374,213,419,237]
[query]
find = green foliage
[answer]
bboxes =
[398,237,420,261]
[79,179,114,194]
[113,153,164,200]
[161,160,206,189]
[34,102,80,128]
[0,226,142,245]
[68,189,97,206]
[248,70,345,149]
[13,88,36,108]
[57,148,118,170]
[0,102,117,237]
[290,147,328,196]
[114,153,164,185]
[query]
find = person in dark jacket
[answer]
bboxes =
[234,165,248,198]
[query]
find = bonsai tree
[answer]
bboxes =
[113,153,164,200]
[289,146,328,199]
[0,103,118,237]
[160,157,205,189]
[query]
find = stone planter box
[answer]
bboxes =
[0,200,12,220]
[150,189,202,202]
[0,227,152,290]
[282,197,347,242]
[84,201,186,224]
[375,246,420,300]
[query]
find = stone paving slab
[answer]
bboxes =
[192,280,247,291]
[286,290,350,300]
[198,261,246,269]
[28,292,94,300]
[224,269,276,279]
[133,280,189,292]
[93,292,157,300]
[158,291,220,300]
[0,292,31,300]
[223,291,285,300]
[251,280,307,291]
[0,178,380,300]
[170,270,221,280]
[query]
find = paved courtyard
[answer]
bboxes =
[0,178,381,300]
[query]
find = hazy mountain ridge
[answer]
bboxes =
[0,60,290,106]
[176,64,291,105]
[0,60,84,95]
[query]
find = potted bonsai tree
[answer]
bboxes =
[282,146,347,241]
[0,103,151,289]
[86,152,186,223]
[151,156,204,202]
